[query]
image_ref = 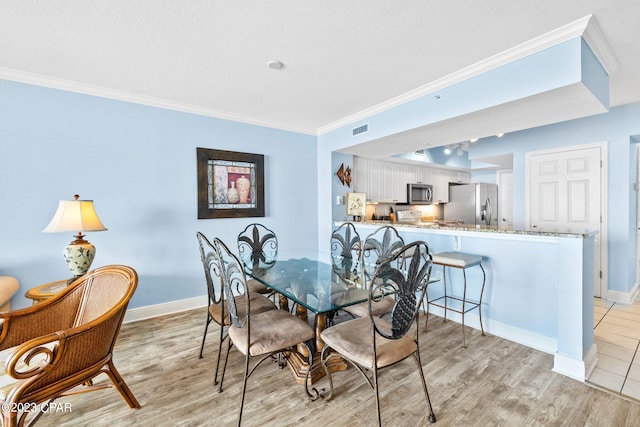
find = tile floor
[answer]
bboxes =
[588,297,640,400]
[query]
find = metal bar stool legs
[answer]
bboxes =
[426,251,486,348]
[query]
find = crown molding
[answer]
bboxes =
[317,15,599,135]
[1,14,615,139]
[0,67,317,136]
[582,15,619,75]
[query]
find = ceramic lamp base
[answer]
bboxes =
[64,236,96,279]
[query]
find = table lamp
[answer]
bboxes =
[43,194,107,280]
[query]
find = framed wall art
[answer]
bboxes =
[197,148,265,219]
[346,192,366,219]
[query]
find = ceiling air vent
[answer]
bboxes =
[352,124,369,136]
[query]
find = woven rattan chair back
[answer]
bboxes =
[0,265,140,427]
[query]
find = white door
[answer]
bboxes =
[497,170,514,228]
[528,146,602,297]
[637,146,640,287]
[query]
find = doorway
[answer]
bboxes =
[526,142,607,297]
[497,170,513,228]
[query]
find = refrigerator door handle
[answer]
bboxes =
[485,198,492,225]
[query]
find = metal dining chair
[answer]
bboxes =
[341,225,404,318]
[196,232,276,389]
[237,223,278,297]
[313,241,437,426]
[214,238,315,426]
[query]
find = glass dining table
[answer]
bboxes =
[247,249,435,384]
[247,250,369,383]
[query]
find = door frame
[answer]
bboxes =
[525,141,608,298]
[496,169,513,228]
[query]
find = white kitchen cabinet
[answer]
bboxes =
[354,157,380,202]
[353,156,469,204]
[378,162,395,202]
[431,169,471,203]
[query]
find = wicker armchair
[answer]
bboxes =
[0,265,140,426]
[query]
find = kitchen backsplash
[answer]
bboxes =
[366,203,443,221]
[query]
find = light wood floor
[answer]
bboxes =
[37,308,640,426]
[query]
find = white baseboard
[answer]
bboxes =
[124,295,207,323]
[553,343,598,382]
[424,305,557,354]
[605,282,639,304]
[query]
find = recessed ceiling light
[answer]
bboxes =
[469,138,479,143]
[496,133,505,138]
[267,60,284,70]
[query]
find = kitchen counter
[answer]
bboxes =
[336,219,596,382]
[340,219,597,238]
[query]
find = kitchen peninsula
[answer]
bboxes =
[335,219,597,382]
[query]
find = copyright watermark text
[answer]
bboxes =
[1,402,72,413]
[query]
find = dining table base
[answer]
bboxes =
[279,295,348,384]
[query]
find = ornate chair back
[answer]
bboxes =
[330,222,363,287]
[362,225,405,275]
[197,232,224,311]
[215,238,250,330]
[237,223,278,274]
[369,241,432,338]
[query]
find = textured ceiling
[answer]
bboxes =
[1,0,639,140]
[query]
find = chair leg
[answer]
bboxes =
[2,409,17,427]
[199,314,212,358]
[462,268,467,349]
[237,353,251,427]
[442,266,448,323]
[218,338,233,393]
[478,264,486,336]
[104,360,141,409]
[213,322,226,385]
[373,364,382,427]
[413,353,436,423]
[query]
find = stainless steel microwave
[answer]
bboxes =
[407,183,433,205]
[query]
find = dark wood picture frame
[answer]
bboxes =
[197,148,265,219]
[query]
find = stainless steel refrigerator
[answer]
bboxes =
[444,183,498,227]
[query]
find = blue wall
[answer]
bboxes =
[0,80,318,309]
[468,104,640,294]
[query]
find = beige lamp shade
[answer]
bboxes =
[43,195,107,280]
[43,198,107,233]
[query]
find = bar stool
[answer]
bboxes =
[425,251,486,348]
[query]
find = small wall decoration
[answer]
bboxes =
[346,192,366,218]
[335,163,352,188]
[336,163,345,185]
[197,148,265,219]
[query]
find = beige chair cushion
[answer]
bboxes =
[247,278,271,294]
[321,316,417,369]
[343,295,395,318]
[209,293,276,325]
[432,251,482,268]
[228,309,314,357]
[0,277,19,312]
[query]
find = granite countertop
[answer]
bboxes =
[336,219,597,238]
